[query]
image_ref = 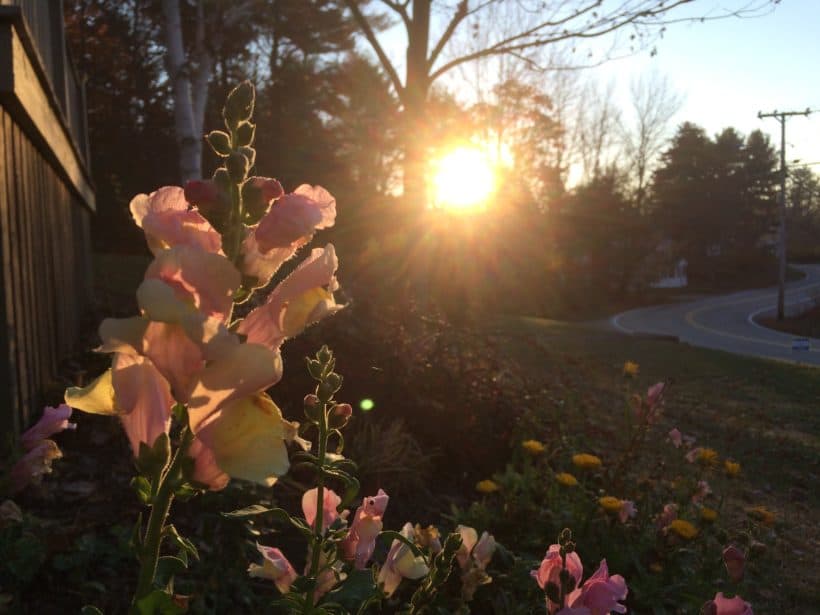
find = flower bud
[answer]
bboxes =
[235,121,256,147]
[223,81,255,129]
[317,346,332,364]
[206,130,232,156]
[226,152,249,183]
[328,403,352,429]
[304,394,323,422]
[238,146,256,169]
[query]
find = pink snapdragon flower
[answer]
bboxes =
[692,480,712,504]
[456,525,496,571]
[248,544,298,594]
[532,544,584,613]
[722,546,745,583]
[20,404,75,450]
[701,592,753,615]
[238,245,342,352]
[378,523,429,597]
[342,489,389,569]
[668,428,683,448]
[656,503,678,529]
[254,185,336,252]
[302,487,343,533]
[618,500,637,524]
[130,186,222,255]
[241,184,336,286]
[566,560,628,615]
[9,440,63,494]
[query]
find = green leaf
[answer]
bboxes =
[154,556,187,590]
[131,476,152,505]
[162,525,199,562]
[135,433,171,482]
[324,569,379,613]
[80,606,104,615]
[221,504,277,519]
[136,589,184,615]
[339,476,361,510]
[130,511,144,551]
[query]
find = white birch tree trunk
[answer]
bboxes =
[162,0,211,182]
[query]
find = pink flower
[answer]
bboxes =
[532,544,583,613]
[240,185,335,287]
[302,487,342,533]
[9,440,63,494]
[456,525,496,571]
[646,382,665,407]
[656,503,678,529]
[112,353,174,456]
[668,428,682,448]
[130,186,222,255]
[618,500,637,524]
[238,245,342,352]
[566,560,628,615]
[555,608,592,615]
[692,480,712,504]
[377,523,429,597]
[702,592,753,615]
[248,544,298,594]
[722,546,745,583]
[255,185,335,253]
[188,437,230,491]
[183,179,223,215]
[20,404,75,451]
[342,489,389,569]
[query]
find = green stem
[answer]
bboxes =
[131,429,193,610]
[305,400,330,612]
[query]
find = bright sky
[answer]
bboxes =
[372,1,820,180]
[589,0,820,168]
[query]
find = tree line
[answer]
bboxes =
[64,0,814,317]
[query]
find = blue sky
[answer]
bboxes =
[589,0,820,167]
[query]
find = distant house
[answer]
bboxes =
[0,0,94,437]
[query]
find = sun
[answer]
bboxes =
[431,146,497,212]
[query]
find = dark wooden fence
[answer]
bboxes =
[0,0,94,439]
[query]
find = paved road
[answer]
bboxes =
[610,264,820,366]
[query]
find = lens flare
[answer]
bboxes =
[431,147,496,211]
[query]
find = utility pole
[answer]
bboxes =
[758,108,812,321]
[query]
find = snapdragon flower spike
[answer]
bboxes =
[341,489,389,569]
[456,525,496,571]
[702,592,753,615]
[377,522,429,597]
[130,186,222,255]
[238,244,342,352]
[566,560,628,615]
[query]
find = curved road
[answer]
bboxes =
[610,264,820,366]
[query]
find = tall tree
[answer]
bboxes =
[342,0,779,208]
[619,71,683,210]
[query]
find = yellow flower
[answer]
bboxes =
[522,439,546,455]
[555,472,578,487]
[747,506,776,526]
[572,453,602,469]
[668,519,698,539]
[599,496,623,513]
[622,361,640,377]
[697,448,719,465]
[700,507,718,522]
[724,460,741,477]
[476,480,500,494]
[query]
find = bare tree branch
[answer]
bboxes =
[344,0,406,100]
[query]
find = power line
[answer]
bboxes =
[757,108,813,321]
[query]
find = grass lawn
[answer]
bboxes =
[495,316,820,611]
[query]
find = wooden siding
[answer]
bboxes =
[0,106,92,435]
[0,3,93,437]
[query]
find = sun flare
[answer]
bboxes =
[431,147,496,212]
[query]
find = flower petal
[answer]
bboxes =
[65,369,117,415]
[187,343,283,432]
